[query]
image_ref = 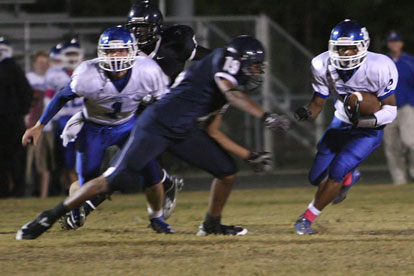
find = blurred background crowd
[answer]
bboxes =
[1,0,414,198]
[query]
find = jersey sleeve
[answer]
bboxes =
[311,55,330,99]
[376,56,398,100]
[69,61,89,97]
[214,54,243,87]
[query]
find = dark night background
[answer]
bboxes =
[17,0,414,54]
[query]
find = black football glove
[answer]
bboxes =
[245,151,271,172]
[294,106,312,121]
[344,94,360,126]
[262,113,290,132]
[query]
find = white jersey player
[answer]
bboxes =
[22,26,174,233]
[293,19,398,235]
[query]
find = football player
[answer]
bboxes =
[125,0,211,220]
[293,20,398,235]
[16,35,290,240]
[44,39,84,191]
[21,26,174,234]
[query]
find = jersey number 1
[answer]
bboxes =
[106,102,122,119]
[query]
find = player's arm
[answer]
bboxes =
[22,83,80,146]
[216,77,289,131]
[207,113,271,172]
[294,93,327,121]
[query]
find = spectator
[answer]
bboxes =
[25,51,50,197]
[0,36,33,197]
[384,31,414,185]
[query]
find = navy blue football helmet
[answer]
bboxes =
[0,36,13,61]
[329,19,370,70]
[126,1,163,47]
[97,26,137,72]
[61,38,84,70]
[226,35,265,89]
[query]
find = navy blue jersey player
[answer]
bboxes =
[16,35,290,239]
[126,0,211,85]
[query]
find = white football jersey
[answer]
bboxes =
[70,57,169,126]
[26,72,46,92]
[44,66,83,117]
[311,51,398,124]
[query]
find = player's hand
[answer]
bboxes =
[22,122,44,146]
[344,95,360,126]
[245,151,271,172]
[262,113,290,131]
[294,106,312,121]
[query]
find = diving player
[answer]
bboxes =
[21,26,173,234]
[125,0,211,219]
[16,35,290,240]
[293,19,398,235]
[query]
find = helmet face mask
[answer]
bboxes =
[61,46,84,70]
[242,62,265,92]
[328,20,370,70]
[126,1,163,48]
[126,21,161,47]
[98,27,138,73]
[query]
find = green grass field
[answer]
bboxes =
[1,184,414,276]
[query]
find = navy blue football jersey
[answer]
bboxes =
[138,48,244,137]
[140,24,210,84]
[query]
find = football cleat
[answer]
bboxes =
[150,217,174,234]
[16,210,56,240]
[332,169,361,204]
[162,175,184,220]
[196,222,248,236]
[294,216,316,235]
[59,205,86,230]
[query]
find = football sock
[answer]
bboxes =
[50,202,70,221]
[302,203,321,223]
[342,171,353,186]
[147,206,163,219]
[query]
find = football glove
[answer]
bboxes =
[262,113,290,131]
[245,151,271,172]
[294,106,312,121]
[344,94,360,126]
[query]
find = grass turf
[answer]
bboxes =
[1,184,414,275]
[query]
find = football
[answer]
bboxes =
[345,92,381,116]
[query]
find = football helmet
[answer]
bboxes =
[225,35,265,90]
[329,19,370,70]
[97,26,138,72]
[49,43,63,67]
[61,38,84,70]
[125,1,163,47]
[0,36,13,62]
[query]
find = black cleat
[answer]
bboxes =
[16,211,56,240]
[60,205,86,230]
[196,222,248,236]
[162,175,184,220]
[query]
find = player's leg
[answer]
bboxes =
[16,126,170,240]
[397,105,414,181]
[296,128,384,235]
[60,124,108,229]
[169,130,245,236]
[383,114,407,185]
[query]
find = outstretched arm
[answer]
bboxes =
[22,83,79,146]
[295,93,327,121]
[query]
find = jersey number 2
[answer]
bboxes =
[223,57,240,75]
[106,102,122,119]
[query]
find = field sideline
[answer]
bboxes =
[1,184,413,275]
